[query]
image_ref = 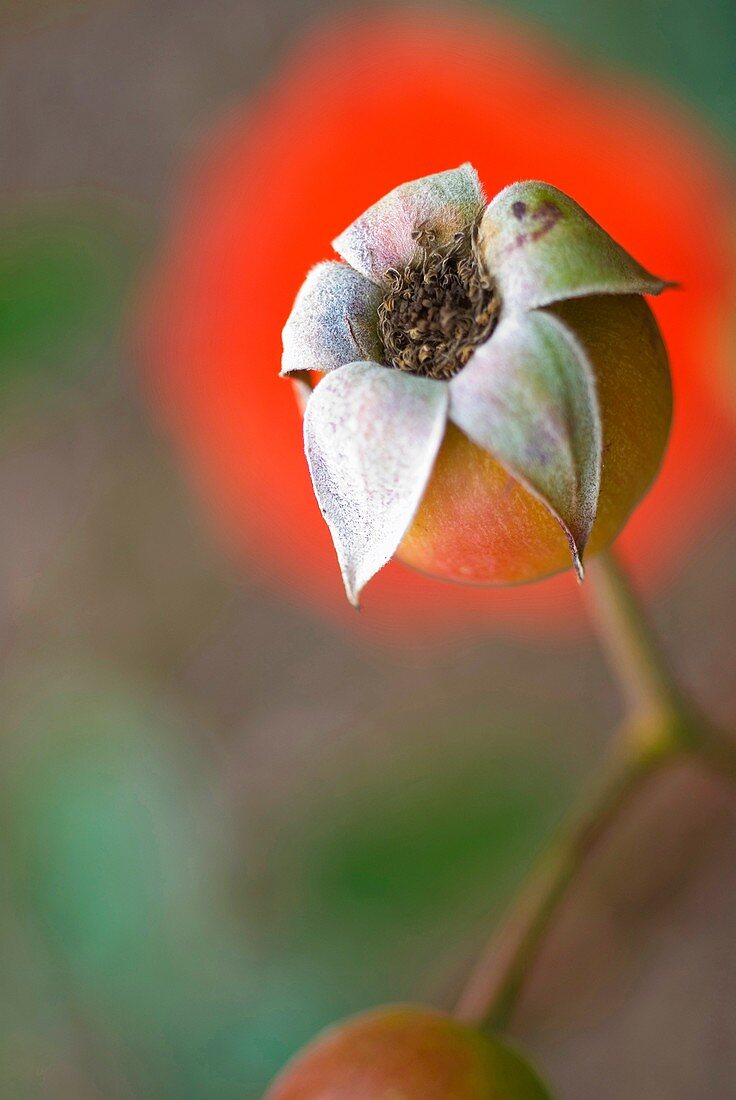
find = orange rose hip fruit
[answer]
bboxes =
[398,294,672,586]
[265,1005,552,1099]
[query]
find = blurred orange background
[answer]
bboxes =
[2,2,735,1097]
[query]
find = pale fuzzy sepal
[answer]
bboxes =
[449,310,602,578]
[480,181,670,313]
[281,261,383,376]
[332,164,485,286]
[304,362,449,606]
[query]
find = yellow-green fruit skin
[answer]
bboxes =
[398,295,672,585]
[265,1005,552,1099]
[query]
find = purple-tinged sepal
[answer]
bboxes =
[480,181,670,312]
[333,164,485,286]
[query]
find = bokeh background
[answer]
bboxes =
[3,1,736,1097]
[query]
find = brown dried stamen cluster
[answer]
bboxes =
[377,223,499,380]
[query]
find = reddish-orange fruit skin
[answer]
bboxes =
[399,295,672,585]
[265,1006,551,1099]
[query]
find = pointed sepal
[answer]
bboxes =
[449,310,602,576]
[281,261,383,376]
[480,181,670,312]
[333,164,485,285]
[304,362,449,605]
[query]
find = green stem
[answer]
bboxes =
[585,550,683,725]
[455,548,736,1033]
[588,551,736,776]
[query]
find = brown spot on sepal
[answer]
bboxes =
[503,200,563,255]
[529,201,562,241]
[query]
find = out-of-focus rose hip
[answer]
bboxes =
[285,169,672,603]
[265,1005,552,1099]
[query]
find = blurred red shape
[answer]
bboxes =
[139,8,735,643]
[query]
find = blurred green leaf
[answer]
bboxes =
[0,199,147,400]
[267,716,579,1011]
[0,670,336,1099]
[492,0,736,145]
[0,675,588,1100]
[310,763,553,923]
[3,678,208,973]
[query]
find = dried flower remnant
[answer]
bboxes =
[377,223,499,380]
[283,165,672,607]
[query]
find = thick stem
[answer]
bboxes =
[584,549,683,727]
[586,550,736,774]
[455,547,735,1033]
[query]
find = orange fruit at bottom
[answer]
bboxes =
[265,1005,551,1099]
